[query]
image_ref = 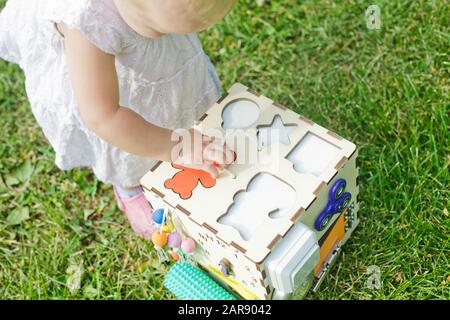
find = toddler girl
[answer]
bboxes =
[0,0,236,239]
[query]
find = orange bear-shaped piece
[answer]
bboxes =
[164,164,216,200]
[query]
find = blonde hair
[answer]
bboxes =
[126,0,235,23]
[114,0,236,36]
[187,0,237,24]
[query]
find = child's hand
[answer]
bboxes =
[172,128,235,178]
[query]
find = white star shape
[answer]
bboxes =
[257,115,297,148]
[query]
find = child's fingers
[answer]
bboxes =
[199,133,235,164]
[203,146,229,168]
[217,144,236,165]
[201,134,213,144]
[225,148,237,164]
[204,142,236,166]
[201,163,220,178]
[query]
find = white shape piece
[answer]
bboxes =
[222,99,260,129]
[257,115,297,148]
[218,173,296,241]
[286,132,341,177]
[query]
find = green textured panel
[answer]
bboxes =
[164,262,237,300]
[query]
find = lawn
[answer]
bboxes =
[0,0,448,300]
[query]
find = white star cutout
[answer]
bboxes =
[257,115,297,148]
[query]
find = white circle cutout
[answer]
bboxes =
[221,99,260,129]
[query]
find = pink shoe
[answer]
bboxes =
[113,187,158,240]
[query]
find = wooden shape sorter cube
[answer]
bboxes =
[141,83,360,300]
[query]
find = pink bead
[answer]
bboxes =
[181,237,196,253]
[167,232,182,249]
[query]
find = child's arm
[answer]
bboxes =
[62,24,174,161]
[60,24,233,177]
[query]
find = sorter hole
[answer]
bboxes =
[286,132,341,177]
[221,99,260,129]
[257,114,297,148]
[218,173,296,241]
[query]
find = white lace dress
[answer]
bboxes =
[0,0,221,187]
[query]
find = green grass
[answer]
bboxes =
[0,0,448,299]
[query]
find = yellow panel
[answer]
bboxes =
[314,210,347,275]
